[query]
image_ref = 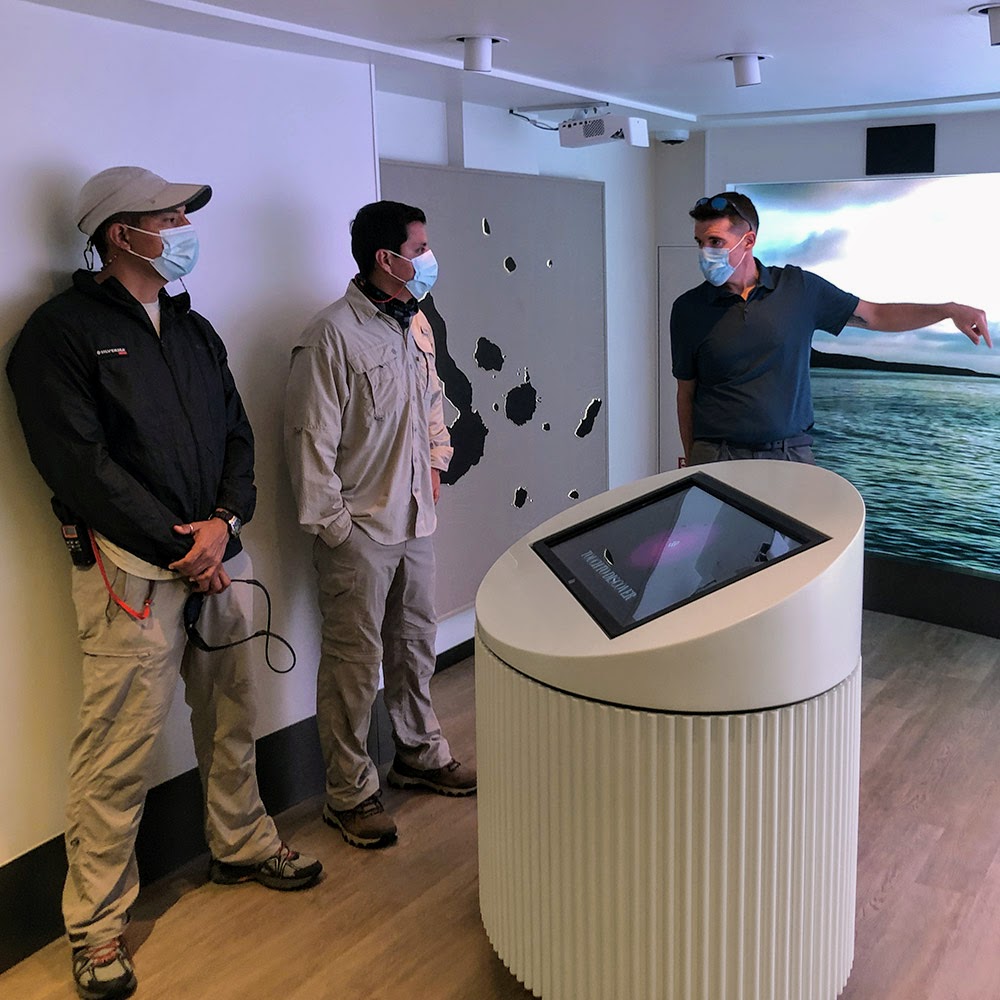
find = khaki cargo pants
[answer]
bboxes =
[63,551,280,947]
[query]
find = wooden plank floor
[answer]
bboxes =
[4,610,1000,1000]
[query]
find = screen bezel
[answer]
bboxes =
[530,472,831,639]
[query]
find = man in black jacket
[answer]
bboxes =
[7,166,321,1000]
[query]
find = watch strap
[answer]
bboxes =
[211,508,241,537]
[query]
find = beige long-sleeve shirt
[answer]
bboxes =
[284,281,453,548]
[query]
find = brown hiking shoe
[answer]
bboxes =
[387,757,477,796]
[323,793,397,849]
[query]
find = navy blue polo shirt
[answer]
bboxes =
[670,263,859,444]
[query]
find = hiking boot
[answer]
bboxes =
[71,936,136,1000]
[209,842,322,890]
[387,757,477,796]
[323,794,397,849]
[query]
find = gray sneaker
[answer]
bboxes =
[387,757,477,796]
[209,842,322,890]
[71,936,136,1000]
[324,794,398,849]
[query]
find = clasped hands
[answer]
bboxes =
[169,517,231,593]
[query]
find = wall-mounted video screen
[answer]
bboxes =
[531,473,829,638]
[742,176,1000,579]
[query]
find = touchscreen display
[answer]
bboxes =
[531,473,829,638]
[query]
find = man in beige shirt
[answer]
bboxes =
[285,200,476,849]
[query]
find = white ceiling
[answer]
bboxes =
[39,0,1000,128]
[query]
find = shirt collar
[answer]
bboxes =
[756,262,778,290]
[705,258,775,301]
[349,274,418,329]
[73,268,191,317]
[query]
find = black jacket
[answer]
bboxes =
[6,269,255,568]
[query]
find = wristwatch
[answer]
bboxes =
[211,508,243,538]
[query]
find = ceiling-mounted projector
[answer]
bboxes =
[559,112,649,148]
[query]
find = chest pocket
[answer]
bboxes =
[350,344,401,420]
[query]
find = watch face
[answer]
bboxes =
[214,510,242,536]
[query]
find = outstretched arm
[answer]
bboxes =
[848,300,991,347]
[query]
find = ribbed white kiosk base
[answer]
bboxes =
[476,638,861,1000]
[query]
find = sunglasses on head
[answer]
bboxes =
[694,194,754,229]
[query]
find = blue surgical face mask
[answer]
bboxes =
[698,238,749,287]
[390,248,438,301]
[125,223,200,281]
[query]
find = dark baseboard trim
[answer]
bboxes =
[254,715,327,818]
[0,836,67,973]
[436,637,474,672]
[134,769,209,886]
[863,553,1000,639]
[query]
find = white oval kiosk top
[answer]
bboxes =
[476,460,865,713]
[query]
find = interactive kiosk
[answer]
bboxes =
[475,460,864,1000]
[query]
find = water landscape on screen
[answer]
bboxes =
[744,177,1000,577]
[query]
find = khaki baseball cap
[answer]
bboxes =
[76,166,212,237]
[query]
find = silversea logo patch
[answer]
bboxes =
[95,347,128,357]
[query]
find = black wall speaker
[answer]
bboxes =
[865,123,935,175]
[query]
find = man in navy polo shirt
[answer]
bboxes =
[670,191,991,466]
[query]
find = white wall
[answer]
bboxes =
[374,92,450,166]
[655,131,709,248]
[378,94,660,491]
[0,0,378,865]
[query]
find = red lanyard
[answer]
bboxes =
[88,529,155,620]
